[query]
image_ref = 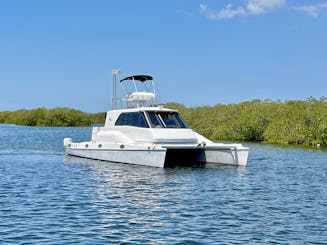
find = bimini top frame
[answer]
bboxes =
[111,71,156,109]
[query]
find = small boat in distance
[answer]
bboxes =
[64,71,249,167]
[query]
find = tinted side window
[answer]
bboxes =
[128,112,148,128]
[115,112,148,128]
[115,113,128,126]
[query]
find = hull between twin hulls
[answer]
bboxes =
[64,143,249,168]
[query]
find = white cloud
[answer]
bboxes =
[200,0,327,20]
[199,4,207,13]
[247,0,285,15]
[204,3,246,19]
[293,2,327,18]
[216,4,246,19]
[200,0,285,19]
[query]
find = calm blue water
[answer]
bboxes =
[0,124,326,244]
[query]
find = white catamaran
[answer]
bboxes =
[64,70,249,167]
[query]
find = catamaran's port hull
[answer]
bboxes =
[65,144,249,168]
[66,147,166,168]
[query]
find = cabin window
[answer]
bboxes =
[147,112,164,128]
[115,112,149,128]
[173,113,187,128]
[146,111,187,128]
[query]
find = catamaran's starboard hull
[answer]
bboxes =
[205,148,249,166]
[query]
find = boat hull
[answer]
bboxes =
[66,146,166,168]
[64,141,249,168]
[205,147,249,166]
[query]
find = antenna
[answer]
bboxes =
[112,70,121,109]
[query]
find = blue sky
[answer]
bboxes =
[1,0,326,112]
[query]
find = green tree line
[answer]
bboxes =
[0,107,105,127]
[0,97,326,146]
[164,97,327,147]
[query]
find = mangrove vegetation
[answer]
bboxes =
[0,97,326,147]
[0,107,105,127]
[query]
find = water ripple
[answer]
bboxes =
[0,125,327,244]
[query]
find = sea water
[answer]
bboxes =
[0,124,326,244]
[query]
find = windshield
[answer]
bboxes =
[146,111,187,128]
